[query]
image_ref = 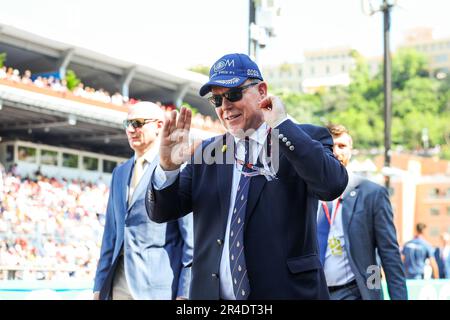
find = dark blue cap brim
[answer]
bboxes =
[199,75,248,96]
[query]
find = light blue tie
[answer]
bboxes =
[229,138,251,300]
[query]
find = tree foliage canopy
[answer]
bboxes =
[275,48,450,159]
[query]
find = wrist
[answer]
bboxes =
[161,163,181,171]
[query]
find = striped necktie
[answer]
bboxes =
[229,138,251,300]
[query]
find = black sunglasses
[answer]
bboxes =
[122,118,158,129]
[207,82,259,108]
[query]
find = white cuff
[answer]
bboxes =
[153,165,180,190]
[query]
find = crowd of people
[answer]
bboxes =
[0,65,225,133]
[0,169,108,281]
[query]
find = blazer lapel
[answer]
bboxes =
[120,158,134,215]
[342,188,358,233]
[341,172,362,233]
[217,133,234,233]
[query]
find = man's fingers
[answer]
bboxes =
[183,109,192,139]
[162,114,172,139]
[183,108,192,131]
[168,110,178,135]
[176,107,186,131]
[259,96,273,110]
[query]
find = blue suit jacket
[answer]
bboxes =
[94,156,193,299]
[340,173,408,300]
[147,120,348,299]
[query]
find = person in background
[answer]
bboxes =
[402,223,439,279]
[318,124,407,300]
[434,232,450,279]
[94,101,193,300]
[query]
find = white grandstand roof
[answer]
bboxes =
[0,23,214,116]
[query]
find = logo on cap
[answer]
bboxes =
[215,77,240,85]
[213,59,235,73]
[247,69,260,77]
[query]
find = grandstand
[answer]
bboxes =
[0,23,222,296]
[0,22,225,178]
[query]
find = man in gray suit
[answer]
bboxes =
[93,101,193,300]
[317,124,407,300]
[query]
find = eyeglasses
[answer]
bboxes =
[122,118,158,129]
[207,82,259,108]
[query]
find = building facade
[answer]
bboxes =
[399,27,450,78]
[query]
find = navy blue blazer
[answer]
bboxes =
[94,156,193,299]
[339,173,408,300]
[146,120,348,299]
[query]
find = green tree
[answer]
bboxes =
[391,48,429,90]
[181,102,199,115]
[65,69,81,91]
[0,52,6,68]
[273,89,322,124]
[265,47,450,158]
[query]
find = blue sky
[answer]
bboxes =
[1,0,449,69]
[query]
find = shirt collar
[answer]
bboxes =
[134,143,159,164]
[233,123,269,146]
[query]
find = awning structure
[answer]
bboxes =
[0,23,221,158]
[0,23,214,117]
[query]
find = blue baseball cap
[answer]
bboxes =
[199,53,264,96]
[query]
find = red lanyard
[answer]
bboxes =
[321,198,341,226]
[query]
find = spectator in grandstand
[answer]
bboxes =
[9,163,18,175]
[33,76,46,88]
[402,223,439,279]
[111,92,125,106]
[10,69,21,83]
[317,124,407,300]
[21,70,32,85]
[434,232,450,279]
[0,162,4,203]
[147,53,348,300]
[94,101,193,300]
[72,82,85,97]
[0,66,6,79]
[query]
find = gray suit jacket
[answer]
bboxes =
[94,156,193,299]
[341,172,407,300]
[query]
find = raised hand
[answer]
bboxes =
[258,95,288,128]
[159,107,192,171]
